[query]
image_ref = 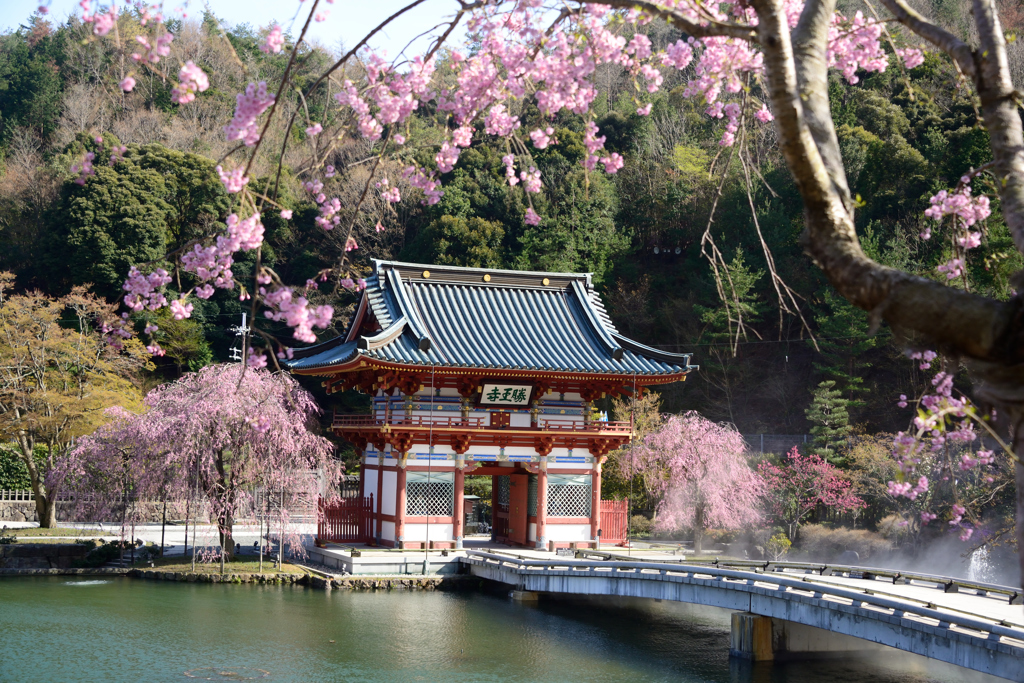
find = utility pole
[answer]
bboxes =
[229,312,250,363]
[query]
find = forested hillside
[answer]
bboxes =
[1,4,1021,435]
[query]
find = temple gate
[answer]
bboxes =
[287,260,694,549]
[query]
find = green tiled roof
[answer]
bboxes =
[286,261,694,376]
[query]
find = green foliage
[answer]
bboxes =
[764,532,792,561]
[406,215,505,267]
[0,16,66,149]
[806,381,853,463]
[42,142,229,298]
[0,443,45,490]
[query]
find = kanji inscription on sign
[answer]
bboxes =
[479,383,534,406]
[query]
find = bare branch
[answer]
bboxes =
[877,0,978,80]
[593,0,758,40]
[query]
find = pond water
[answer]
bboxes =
[0,577,1003,682]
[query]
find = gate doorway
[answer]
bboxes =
[508,474,529,545]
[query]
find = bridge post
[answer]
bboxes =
[730,612,774,661]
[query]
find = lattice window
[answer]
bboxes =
[406,471,454,517]
[527,475,538,517]
[496,475,510,511]
[547,474,591,518]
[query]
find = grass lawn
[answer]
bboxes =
[1,527,107,538]
[2,537,101,545]
[147,556,304,575]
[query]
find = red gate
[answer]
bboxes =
[600,499,629,546]
[318,495,373,543]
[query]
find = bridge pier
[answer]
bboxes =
[730,612,891,662]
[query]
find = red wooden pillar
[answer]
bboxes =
[395,461,408,549]
[535,468,548,550]
[453,466,465,549]
[590,463,602,548]
[357,449,366,499]
[490,474,498,542]
[375,459,384,545]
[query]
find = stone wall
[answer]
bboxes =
[0,500,207,524]
[0,543,90,569]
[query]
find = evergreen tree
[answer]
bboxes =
[805,380,852,464]
[812,288,877,412]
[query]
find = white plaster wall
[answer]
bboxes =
[547,524,591,542]
[501,446,536,457]
[528,522,536,542]
[382,470,397,516]
[364,469,379,511]
[510,413,532,427]
[404,523,454,541]
[381,521,395,542]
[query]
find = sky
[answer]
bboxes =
[0,0,465,57]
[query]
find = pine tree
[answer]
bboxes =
[805,380,853,464]
[812,288,877,413]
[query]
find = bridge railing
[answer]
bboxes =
[571,549,1023,605]
[463,550,1024,649]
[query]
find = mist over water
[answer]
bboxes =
[0,577,1006,682]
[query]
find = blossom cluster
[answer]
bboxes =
[260,286,334,343]
[260,25,284,54]
[70,152,95,185]
[179,213,265,300]
[123,267,172,312]
[889,354,999,541]
[216,165,249,194]
[224,82,276,146]
[922,176,991,279]
[171,61,210,104]
[131,31,173,64]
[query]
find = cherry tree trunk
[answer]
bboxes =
[35,495,56,529]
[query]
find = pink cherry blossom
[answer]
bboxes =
[937,258,965,280]
[306,122,323,137]
[216,165,249,193]
[280,209,293,219]
[525,207,541,225]
[345,237,358,252]
[520,167,542,193]
[170,298,194,320]
[53,365,339,559]
[92,5,116,35]
[260,24,285,54]
[924,187,991,227]
[120,76,135,92]
[435,141,460,173]
[171,61,209,105]
[529,126,554,149]
[123,267,171,311]
[897,47,925,69]
[70,152,96,185]
[224,81,275,146]
[755,104,774,122]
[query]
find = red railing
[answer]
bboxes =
[332,412,631,434]
[318,495,373,544]
[538,418,632,433]
[600,498,629,545]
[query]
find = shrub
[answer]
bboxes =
[877,514,919,547]
[796,524,892,561]
[628,515,653,538]
[764,533,792,561]
[704,528,739,545]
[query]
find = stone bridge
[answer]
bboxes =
[463,550,1024,681]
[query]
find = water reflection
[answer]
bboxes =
[0,578,1005,683]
